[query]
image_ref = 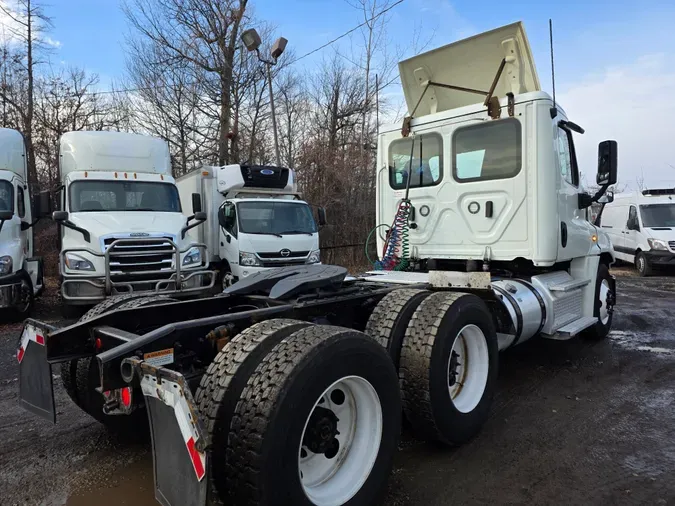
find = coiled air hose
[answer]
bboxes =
[365,199,411,271]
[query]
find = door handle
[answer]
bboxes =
[485,201,493,218]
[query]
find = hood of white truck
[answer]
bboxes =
[642,228,675,241]
[240,232,318,255]
[67,211,189,251]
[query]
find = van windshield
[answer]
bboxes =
[69,181,181,213]
[640,204,675,228]
[237,201,317,235]
[0,180,13,213]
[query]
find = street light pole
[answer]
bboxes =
[264,61,281,166]
[240,29,287,168]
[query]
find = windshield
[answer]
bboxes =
[69,180,181,213]
[237,201,317,235]
[0,180,13,213]
[640,204,675,228]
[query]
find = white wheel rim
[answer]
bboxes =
[638,256,645,272]
[447,324,489,413]
[599,279,611,325]
[299,375,383,506]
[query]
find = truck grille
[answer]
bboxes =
[104,237,175,275]
[258,250,309,259]
[669,241,675,250]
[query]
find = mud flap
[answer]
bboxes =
[131,361,210,506]
[17,320,56,423]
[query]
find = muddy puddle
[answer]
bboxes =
[64,455,155,506]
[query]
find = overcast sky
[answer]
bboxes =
[2,0,674,189]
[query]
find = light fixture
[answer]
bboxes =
[240,28,261,52]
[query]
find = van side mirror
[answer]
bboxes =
[627,217,639,231]
[597,140,618,186]
[317,207,327,227]
[192,193,202,214]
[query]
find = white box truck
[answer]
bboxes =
[0,128,47,318]
[53,131,215,316]
[177,164,325,289]
[598,188,675,276]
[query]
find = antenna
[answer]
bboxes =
[549,19,557,119]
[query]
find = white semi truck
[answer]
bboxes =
[176,164,324,289]
[0,128,47,318]
[53,131,215,316]
[18,22,618,506]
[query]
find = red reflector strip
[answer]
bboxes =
[36,334,45,346]
[186,437,205,480]
[17,347,25,363]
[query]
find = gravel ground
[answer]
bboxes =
[0,269,674,506]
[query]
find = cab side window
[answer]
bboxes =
[627,206,639,231]
[223,202,237,238]
[557,127,579,187]
[17,186,25,218]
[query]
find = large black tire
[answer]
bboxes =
[63,295,177,437]
[399,292,498,446]
[224,325,401,506]
[59,293,152,407]
[195,319,314,500]
[636,251,652,277]
[365,288,431,370]
[583,263,615,340]
[8,271,34,322]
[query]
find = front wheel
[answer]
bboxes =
[583,263,615,340]
[9,271,34,321]
[636,251,652,277]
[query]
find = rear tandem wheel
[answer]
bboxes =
[200,322,402,506]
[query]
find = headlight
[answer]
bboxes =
[647,238,669,251]
[0,255,12,275]
[306,249,321,264]
[239,251,262,267]
[182,246,202,266]
[65,253,95,271]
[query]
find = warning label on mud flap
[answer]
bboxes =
[143,348,174,367]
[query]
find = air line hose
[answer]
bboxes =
[366,199,411,271]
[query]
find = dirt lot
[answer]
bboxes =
[1,268,674,506]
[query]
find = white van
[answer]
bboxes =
[598,188,675,276]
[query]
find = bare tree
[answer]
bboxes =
[0,0,54,191]
[123,0,249,166]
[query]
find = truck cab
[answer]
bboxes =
[178,164,323,288]
[373,22,617,344]
[0,128,45,318]
[53,131,214,314]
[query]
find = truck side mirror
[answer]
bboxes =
[597,140,618,186]
[36,191,52,218]
[317,207,327,227]
[194,211,207,221]
[0,210,12,221]
[53,210,68,222]
[192,193,202,214]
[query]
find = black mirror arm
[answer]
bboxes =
[59,220,91,242]
[181,214,206,240]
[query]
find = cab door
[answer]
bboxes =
[624,205,640,262]
[555,121,594,261]
[218,201,240,270]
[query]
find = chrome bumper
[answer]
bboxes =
[60,237,216,304]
